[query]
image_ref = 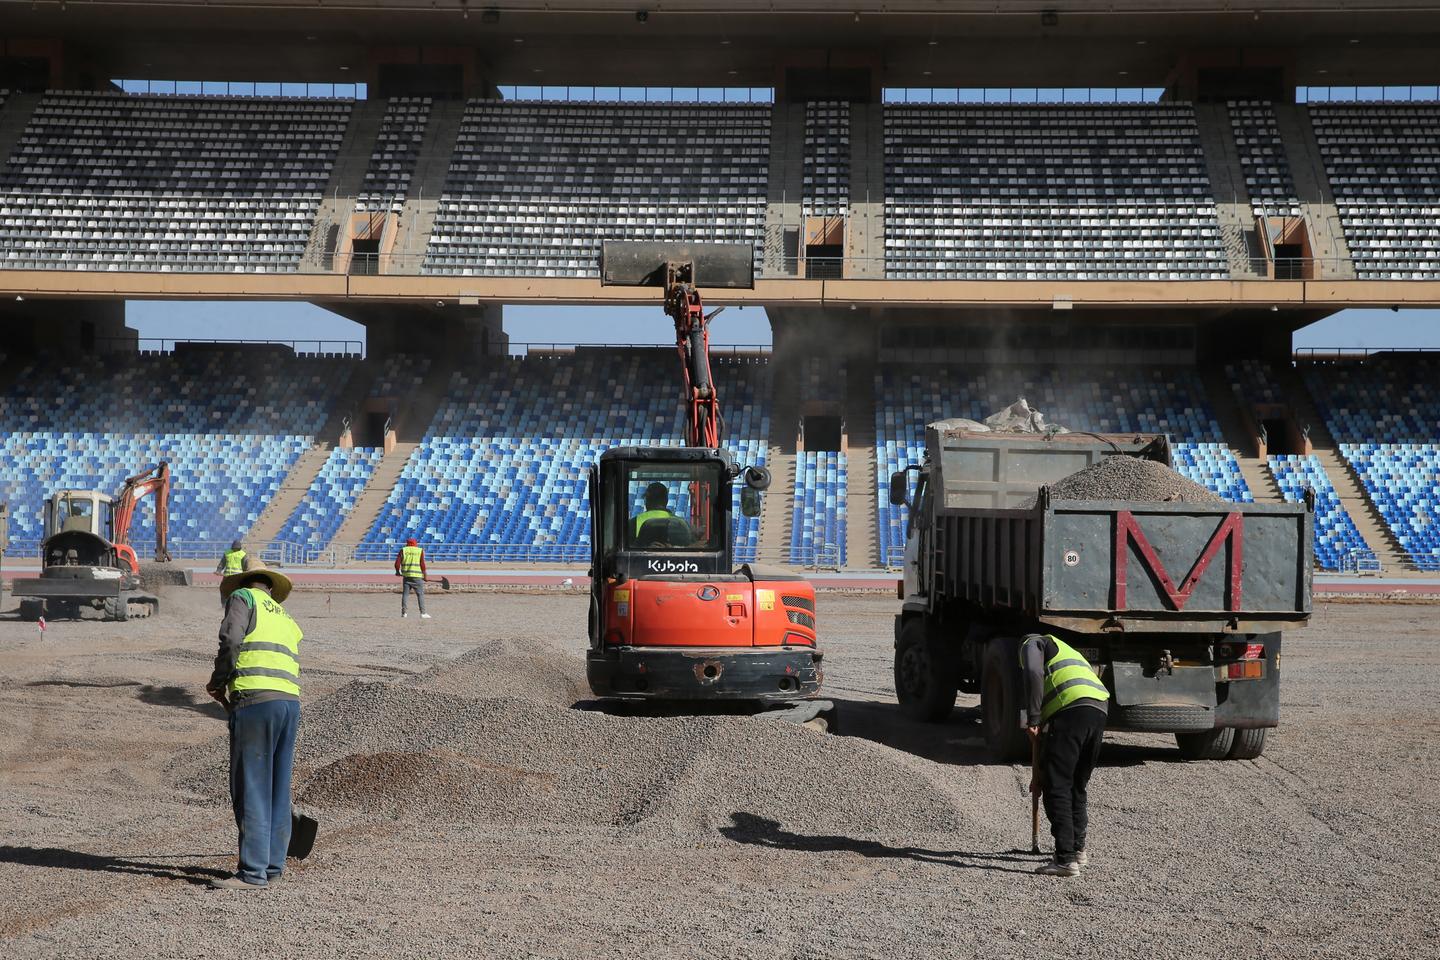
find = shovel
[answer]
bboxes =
[425,576,452,591]
[288,813,318,860]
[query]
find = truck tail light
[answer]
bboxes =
[1225,661,1264,680]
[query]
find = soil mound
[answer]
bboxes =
[1047,455,1224,504]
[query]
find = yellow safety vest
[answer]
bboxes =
[228,588,302,698]
[222,549,246,574]
[1024,635,1109,724]
[400,545,424,579]
[634,509,674,536]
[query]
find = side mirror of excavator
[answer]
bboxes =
[743,465,771,491]
[889,471,909,506]
[740,487,762,518]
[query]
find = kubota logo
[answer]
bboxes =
[646,559,699,574]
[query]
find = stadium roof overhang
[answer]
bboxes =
[5,1,1440,89]
[3,272,1439,315]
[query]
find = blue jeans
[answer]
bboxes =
[228,698,299,884]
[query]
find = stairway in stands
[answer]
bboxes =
[1193,103,1265,280]
[390,100,468,274]
[328,352,459,551]
[1271,104,1357,280]
[757,449,796,563]
[303,100,389,270]
[246,361,378,551]
[1197,364,1283,503]
[844,351,879,567]
[1271,363,1411,570]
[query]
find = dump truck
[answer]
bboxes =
[890,426,1313,761]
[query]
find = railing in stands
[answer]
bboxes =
[93,337,365,357]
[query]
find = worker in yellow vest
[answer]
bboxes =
[632,482,679,539]
[216,540,249,575]
[205,561,301,890]
[1022,632,1110,877]
[394,537,431,619]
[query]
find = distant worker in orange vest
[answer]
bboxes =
[394,538,431,619]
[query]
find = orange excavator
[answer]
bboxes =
[586,243,831,724]
[14,461,178,621]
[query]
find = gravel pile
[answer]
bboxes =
[1046,455,1224,504]
[291,678,969,835]
[170,637,972,837]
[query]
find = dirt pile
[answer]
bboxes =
[409,637,586,704]
[1046,455,1224,504]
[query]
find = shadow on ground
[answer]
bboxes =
[133,684,226,717]
[0,846,229,885]
[720,813,1042,875]
[832,698,1187,768]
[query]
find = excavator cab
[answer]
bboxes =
[45,490,114,541]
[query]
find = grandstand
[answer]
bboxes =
[0,1,1438,578]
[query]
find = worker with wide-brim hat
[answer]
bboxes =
[206,560,302,889]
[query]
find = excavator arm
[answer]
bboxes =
[113,461,172,563]
[664,261,722,448]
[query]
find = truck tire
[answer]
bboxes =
[980,637,1029,762]
[1227,727,1268,760]
[1114,704,1215,732]
[894,618,957,722]
[103,597,130,623]
[1175,727,1235,761]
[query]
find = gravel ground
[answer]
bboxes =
[1,584,1436,959]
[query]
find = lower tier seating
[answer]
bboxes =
[1268,454,1375,571]
[358,350,770,562]
[0,432,306,554]
[1340,443,1440,572]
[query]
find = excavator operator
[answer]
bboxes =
[633,482,677,537]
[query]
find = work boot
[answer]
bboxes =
[266,873,284,886]
[1035,859,1080,878]
[1075,849,1089,867]
[209,875,266,890]
[420,613,432,619]
[401,613,408,619]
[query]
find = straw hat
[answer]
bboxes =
[220,561,294,604]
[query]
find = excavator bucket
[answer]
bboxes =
[600,241,755,289]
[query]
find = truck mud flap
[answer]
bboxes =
[1108,662,1217,732]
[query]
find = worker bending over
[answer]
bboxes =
[1022,632,1110,877]
[205,562,302,890]
[395,537,431,619]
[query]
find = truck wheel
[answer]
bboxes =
[1227,727,1268,760]
[893,618,957,723]
[1175,727,1235,761]
[981,637,1029,762]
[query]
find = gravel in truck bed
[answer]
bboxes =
[1045,454,1224,504]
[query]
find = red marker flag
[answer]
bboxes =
[37,617,46,635]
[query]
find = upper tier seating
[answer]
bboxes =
[804,101,850,218]
[423,101,770,277]
[883,105,1229,280]
[359,350,770,561]
[1310,104,1440,280]
[0,349,353,552]
[0,92,350,272]
[873,363,1245,565]
[1228,101,1301,216]
[358,97,431,212]
[790,450,847,566]
[275,447,383,556]
[1268,453,1375,571]
[1301,355,1440,569]
[1226,356,1291,410]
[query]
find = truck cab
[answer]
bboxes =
[586,446,823,701]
